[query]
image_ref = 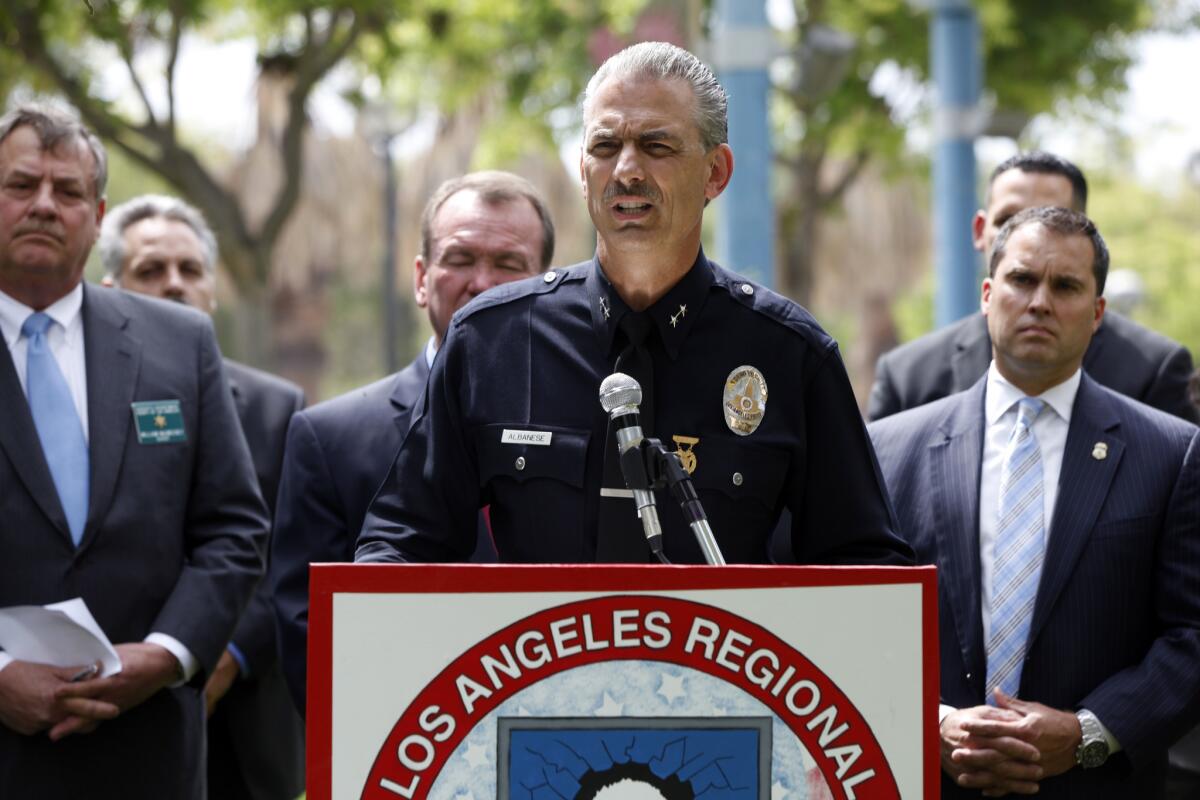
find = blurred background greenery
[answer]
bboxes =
[2,0,1197,408]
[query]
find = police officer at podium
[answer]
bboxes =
[356,42,912,567]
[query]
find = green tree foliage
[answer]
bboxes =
[0,0,638,298]
[771,0,1158,308]
[1088,173,1200,356]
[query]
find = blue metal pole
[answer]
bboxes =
[712,0,775,289]
[931,0,981,328]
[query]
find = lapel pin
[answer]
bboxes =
[1091,442,1108,461]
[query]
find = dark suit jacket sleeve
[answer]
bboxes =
[1081,427,1200,769]
[229,380,306,677]
[356,338,480,563]
[867,350,902,422]
[150,323,268,677]
[1144,342,1200,425]
[270,410,348,715]
[791,345,914,566]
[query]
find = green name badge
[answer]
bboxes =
[131,400,187,445]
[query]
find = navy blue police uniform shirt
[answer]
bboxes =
[357,250,913,566]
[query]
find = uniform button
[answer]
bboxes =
[543,271,557,283]
[965,672,973,680]
[515,456,526,471]
[740,283,754,296]
[732,472,744,486]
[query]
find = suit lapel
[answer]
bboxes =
[226,361,249,419]
[390,353,430,433]
[80,285,142,547]
[951,314,992,393]
[1028,375,1123,647]
[930,378,988,679]
[0,335,72,539]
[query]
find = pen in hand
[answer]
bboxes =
[69,663,99,682]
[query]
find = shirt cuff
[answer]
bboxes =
[939,703,956,724]
[226,642,249,678]
[0,652,12,674]
[144,633,199,686]
[1082,708,1123,754]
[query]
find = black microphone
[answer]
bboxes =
[598,372,664,558]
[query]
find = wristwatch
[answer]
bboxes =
[1075,709,1110,769]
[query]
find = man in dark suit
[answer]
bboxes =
[270,171,554,714]
[869,206,1200,798]
[868,151,1198,425]
[98,195,305,799]
[0,105,266,798]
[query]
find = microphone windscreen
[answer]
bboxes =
[599,372,642,414]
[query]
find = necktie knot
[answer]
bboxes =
[1015,397,1044,432]
[21,311,54,340]
[618,312,653,349]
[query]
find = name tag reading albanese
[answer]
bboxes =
[501,429,553,446]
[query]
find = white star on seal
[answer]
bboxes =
[771,780,790,799]
[595,691,624,717]
[657,673,686,703]
[462,741,488,769]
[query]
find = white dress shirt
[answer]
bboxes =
[0,284,89,440]
[940,363,1119,754]
[979,363,1077,641]
[0,285,197,682]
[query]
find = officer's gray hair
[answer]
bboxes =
[583,42,728,151]
[0,101,108,199]
[98,194,219,277]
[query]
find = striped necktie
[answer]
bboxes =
[986,396,1046,700]
[22,312,90,545]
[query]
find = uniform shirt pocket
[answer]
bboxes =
[474,424,591,487]
[688,436,790,509]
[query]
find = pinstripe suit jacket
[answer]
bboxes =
[868,373,1200,799]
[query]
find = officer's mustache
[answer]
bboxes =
[603,180,660,205]
[13,222,65,242]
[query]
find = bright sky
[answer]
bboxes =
[97,18,1200,188]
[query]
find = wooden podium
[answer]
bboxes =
[308,564,938,799]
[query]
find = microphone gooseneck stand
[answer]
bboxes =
[599,372,727,566]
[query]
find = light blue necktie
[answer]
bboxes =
[22,312,89,545]
[986,397,1046,701]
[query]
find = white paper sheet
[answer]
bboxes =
[0,597,122,677]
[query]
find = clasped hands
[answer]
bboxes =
[0,642,179,741]
[941,689,1083,796]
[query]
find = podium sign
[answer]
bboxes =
[309,565,938,800]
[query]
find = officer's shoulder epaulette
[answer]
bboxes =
[709,262,837,353]
[452,262,588,325]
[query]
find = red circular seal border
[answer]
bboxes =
[360,594,900,800]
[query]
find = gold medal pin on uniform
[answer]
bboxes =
[672,435,699,475]
[723,366,767,436]
[1092,442,1108,461]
